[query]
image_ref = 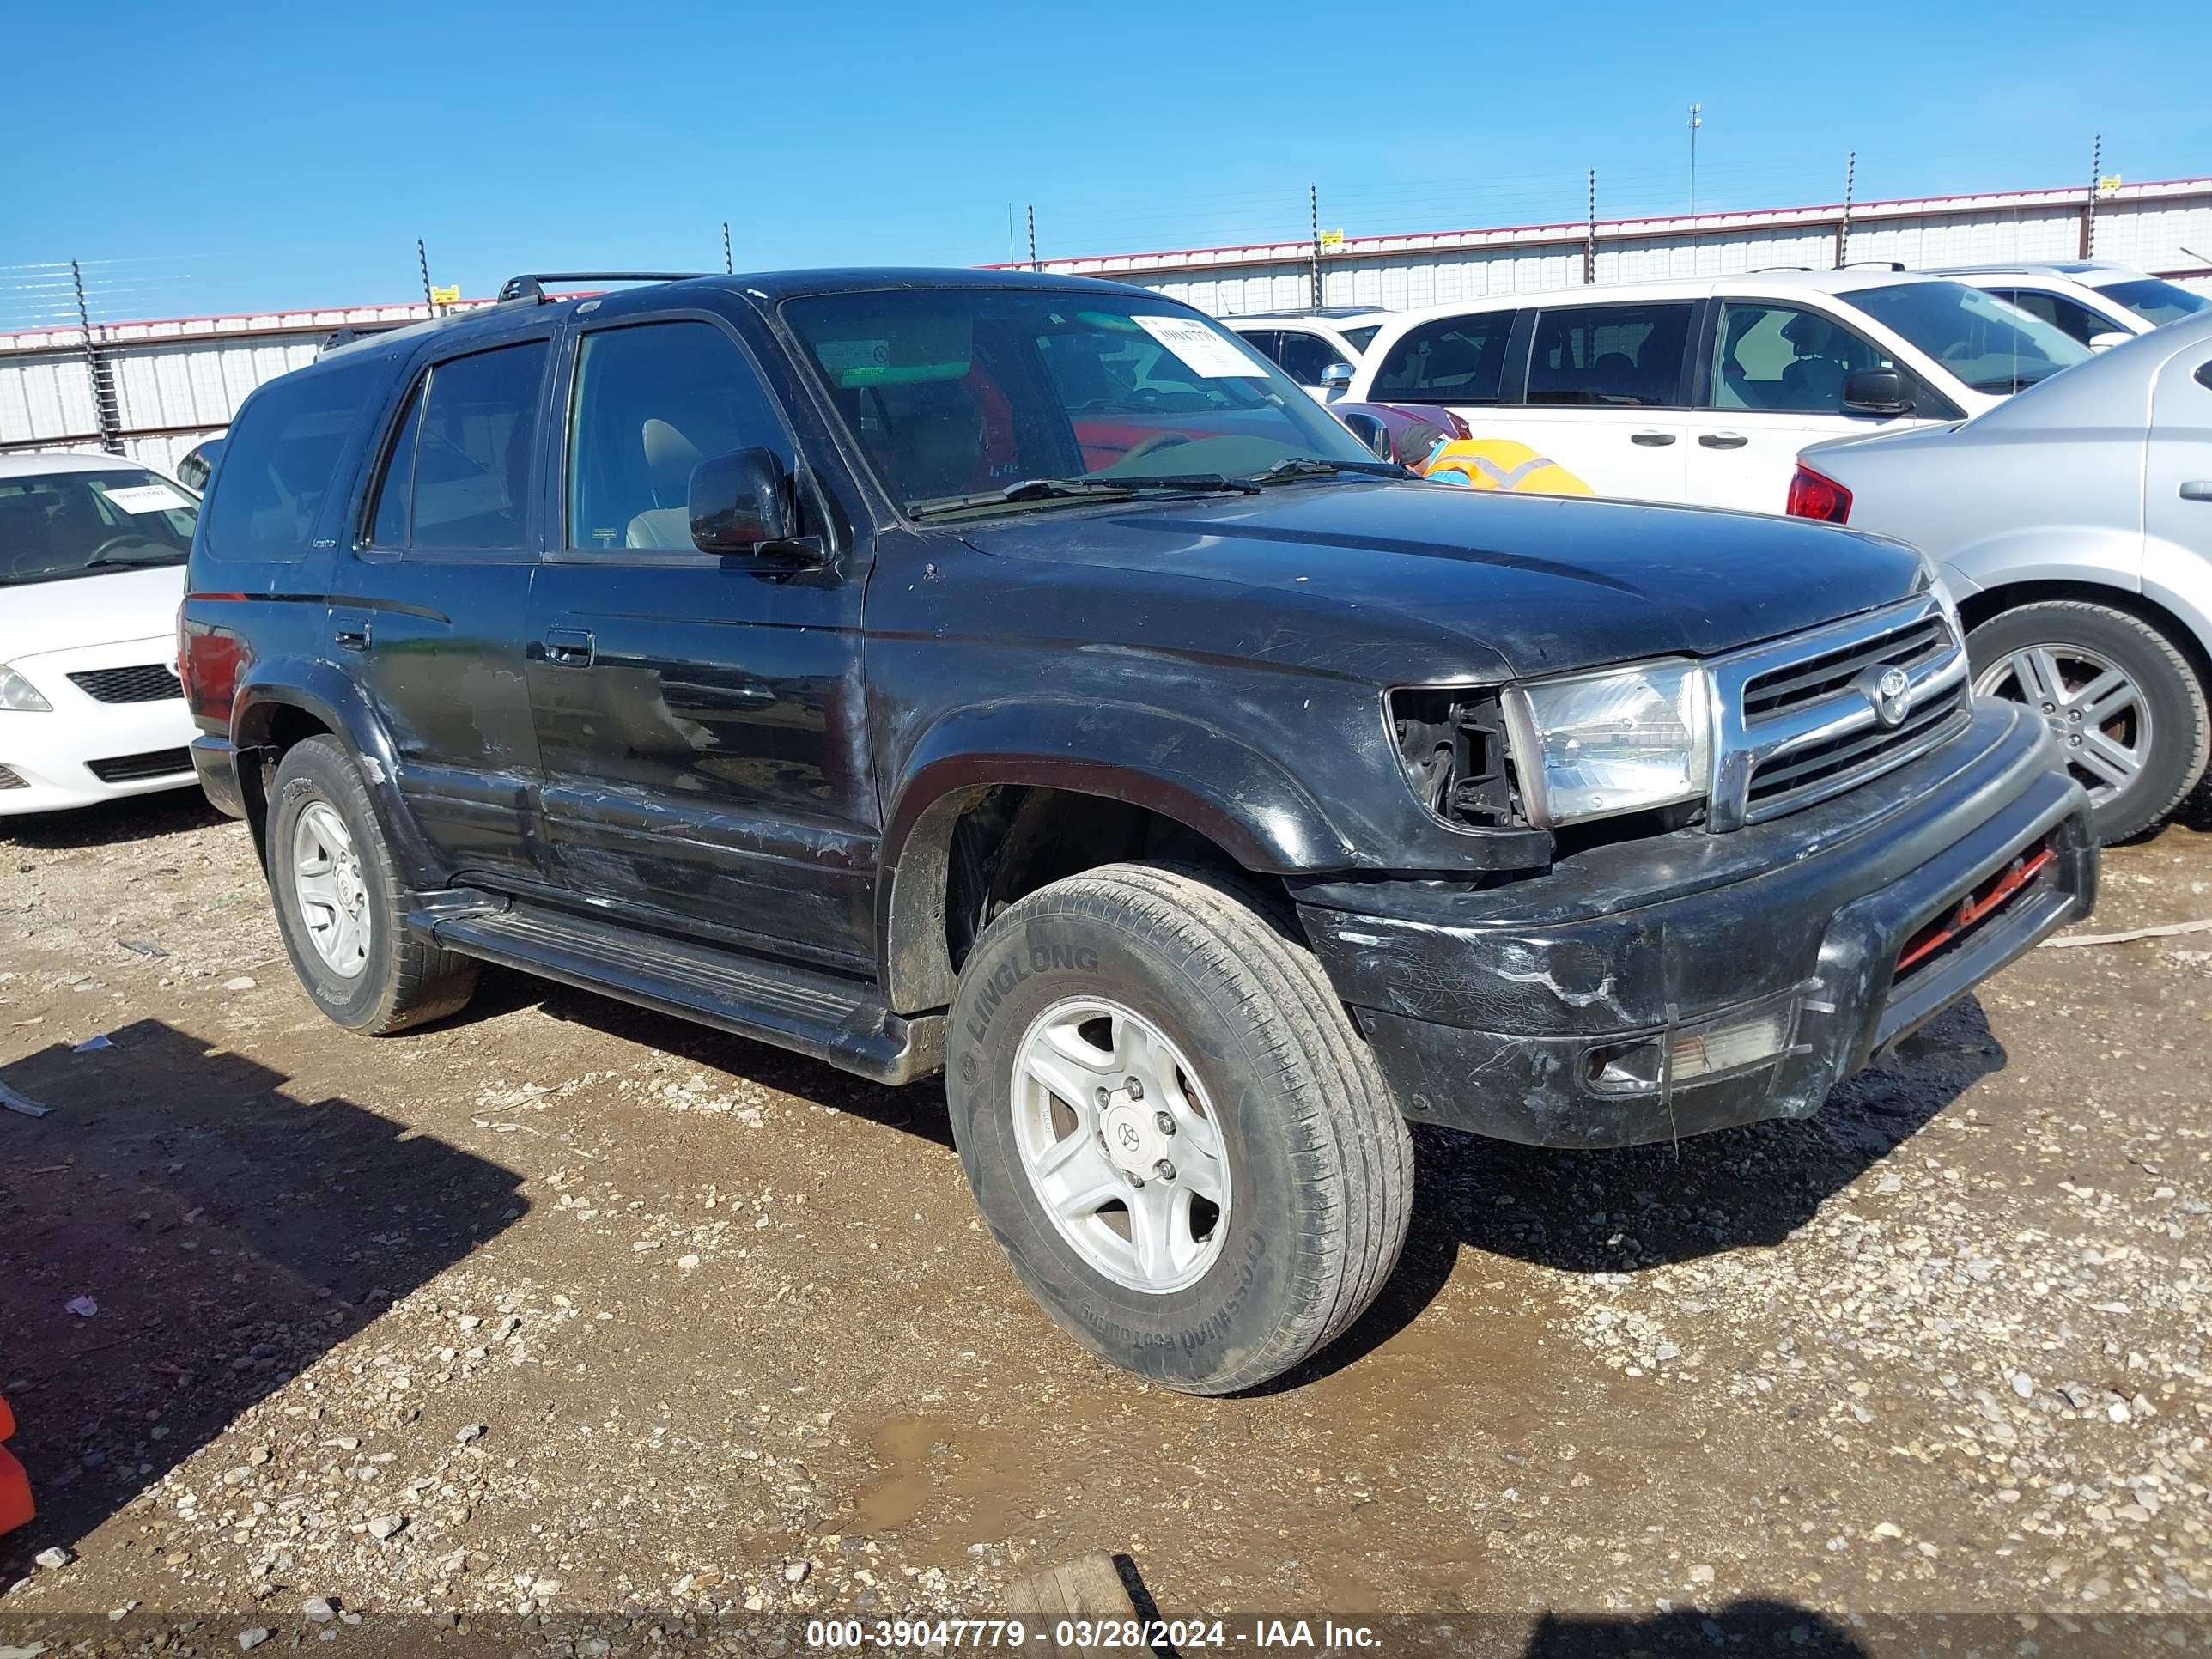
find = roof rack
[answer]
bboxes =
[1841,260,1907,271]
[496,271,708,305]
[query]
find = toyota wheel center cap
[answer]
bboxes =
[1101,1093,1167,1176]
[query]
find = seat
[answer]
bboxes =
[1779,313,1849,410]
[624,418,703,550]
[0,493,56,580]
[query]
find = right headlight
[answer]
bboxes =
[0,664,52,713]
[1501,657,1712,827]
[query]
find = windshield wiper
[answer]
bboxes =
[907,474,1259,520]
[1248,457,1413,485]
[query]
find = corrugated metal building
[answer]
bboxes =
[1004,175,2212,318]
[6,173,2209,473]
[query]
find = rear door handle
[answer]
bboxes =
[541,628,596,667]
[2181,480,2212,501]
[1698,432,1749,449]
[1630,430,1677,447]
[332,612,370,651]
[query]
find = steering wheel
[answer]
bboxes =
[85,535,149,563]
[1117,432,1194,465]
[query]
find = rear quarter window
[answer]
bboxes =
[200,361,381,562]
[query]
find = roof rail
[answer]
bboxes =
[496,271,708,305]
[1841,260,1908,271]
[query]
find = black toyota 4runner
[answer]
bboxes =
[182,269,2097,1393]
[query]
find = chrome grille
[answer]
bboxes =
[68,664,183,705]
[1707,594,1970,833]
[1741,613,1949,724]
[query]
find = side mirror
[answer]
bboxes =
[1319,362,1356,397]
[2087,331,2132,352]
[1842,367,1914,416]
[690,447,797,553]
[1339,411,1394,461]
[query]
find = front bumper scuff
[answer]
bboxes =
[1296,701,2095,1148]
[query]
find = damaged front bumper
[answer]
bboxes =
[1296,701,2095,1149]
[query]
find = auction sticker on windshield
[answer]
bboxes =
[1134,314,1268,378]
[101,483,193,514]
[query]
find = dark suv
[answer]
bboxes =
[182,269,2096,1393]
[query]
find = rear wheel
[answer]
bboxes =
[945,861,1413,1395]
[267,737,477,1034]
[1967,599,2209,844]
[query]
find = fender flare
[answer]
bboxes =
[875,702,1352,1013]
[229,661,446,889]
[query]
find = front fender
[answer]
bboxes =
[231,659,446,890]
[875,699,1355,1013]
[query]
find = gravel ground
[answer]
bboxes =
[1,789,2208,1651]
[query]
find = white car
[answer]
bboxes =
[1927,261,2211,348]
[0,452,202,815]
[1223,308,1389,401]
[1343,270,2092,513]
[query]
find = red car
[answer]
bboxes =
[0,1395,31,1536]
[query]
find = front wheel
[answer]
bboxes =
[1966,599,2209,843]
[945,862,1413,1395]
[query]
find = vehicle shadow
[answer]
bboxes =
[1269,996,2005,1391]
[1519,1601,1869,1656]
[0,1018,526,1572]
[0,789,225,852]
[492,967,954,1146]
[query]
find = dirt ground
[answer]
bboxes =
[1,788,2208,1650]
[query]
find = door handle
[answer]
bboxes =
[1630,430,1677,447]
[2181,480,2212,501]
[541,628,596,667]
[1698,432,1749,449]
[332,613,370,651]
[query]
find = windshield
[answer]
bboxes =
[780,289,1381,515]
[1844,280,2090,394]
[2095,277,2211,327]
[0,466,198,587]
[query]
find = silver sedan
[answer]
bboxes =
[1795,307,2212,842]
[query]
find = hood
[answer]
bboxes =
[961,481,1926,678]
[0,564,187,665]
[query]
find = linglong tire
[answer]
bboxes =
[1967,599,2209,844]
[945,861,1413,1395]
[266,736,477,1035]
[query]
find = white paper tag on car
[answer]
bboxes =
[1133,315,1269,378]
[101,483,191,515]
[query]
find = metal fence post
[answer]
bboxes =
[71,260,123,455]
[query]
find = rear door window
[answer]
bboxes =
[1528,303,1694,407]
[407,343,548,551]
[1370,312,1517,404]
[201,362,380,561]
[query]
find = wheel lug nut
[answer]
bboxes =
[2068,735,2082,745]
[1096,1087,1110,1107]
[1154,1159,1176,1182]
[1123,1076,1144,1101]
[1154,1110,1176,1137]
[2042,702,2055,713]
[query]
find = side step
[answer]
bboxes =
[425,901,944,1086]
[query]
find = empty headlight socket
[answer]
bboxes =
[1390,689,1522,829]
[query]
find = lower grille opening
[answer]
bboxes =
[86,747,193,784]
[1893,838,2058,988]
[0,764,25,790]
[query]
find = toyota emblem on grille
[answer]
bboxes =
[1854,664,1914,728]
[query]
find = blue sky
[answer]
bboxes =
[3,0,2208,325]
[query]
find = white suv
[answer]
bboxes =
[1344,270,2091,513]
[1925,261,2211,346]
[1223,308,1388,401]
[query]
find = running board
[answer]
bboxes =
[425,901,944,1085]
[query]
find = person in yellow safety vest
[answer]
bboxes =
[1420,437,1593,496]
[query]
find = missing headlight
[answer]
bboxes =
[1391,690,1522,829]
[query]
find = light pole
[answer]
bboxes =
[1688,102,1703,215]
